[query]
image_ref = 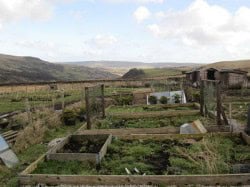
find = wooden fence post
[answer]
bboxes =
[246,106,250,135]
[61,90,65,110]
[85,87,91,129]
[200,80,204,116]
[25,98,32,124]
[216,81,222,125]
[101,84,105,118]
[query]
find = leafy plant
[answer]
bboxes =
[62,109,77,126]
[174,94,181,103]
[159,96,169,104]
[148,95,157,104]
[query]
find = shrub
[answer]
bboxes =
[14,120,47,153]
[174,94,181,103]
[114,95,133,106]
[62,109,77,126]
[148,95,157,104]
[159,96,169,104]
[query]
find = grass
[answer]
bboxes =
[32,135,250,176]
[143,68,183,78]
[96,115,213,129]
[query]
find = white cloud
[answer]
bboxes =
[148,0,250,46]
[146,0,250,59]
[0,0,54,29]
[102,0,164,4]
[134,6,151,23]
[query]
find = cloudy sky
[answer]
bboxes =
[1,0,250,63]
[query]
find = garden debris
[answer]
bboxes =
[125,168,131,175]
[180,120,207,134]
[0,135,19,168]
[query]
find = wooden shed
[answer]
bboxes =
[186,68,248,88]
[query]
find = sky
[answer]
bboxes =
[1,0,250,63]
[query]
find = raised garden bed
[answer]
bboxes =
[106,103,198,114]
[19,133,250,186]
[95,115,214,129]
[46,134,112,164]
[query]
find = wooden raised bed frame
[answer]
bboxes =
[19,132,250,186]
[46,134,112,164]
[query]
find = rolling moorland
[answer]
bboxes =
[61,60,201,76]
[0,54,119,84]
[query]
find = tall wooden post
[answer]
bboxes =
[101,84,105,118]
[216,81,222,125]
[61,90,65,110]
[246,106,250,135]
[200,80,204,116]
[85,87,91,129]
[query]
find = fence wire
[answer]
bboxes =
[85,84,105,129]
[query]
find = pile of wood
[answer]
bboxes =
[1,130,18,145]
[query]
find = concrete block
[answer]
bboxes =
[0,149,19,168]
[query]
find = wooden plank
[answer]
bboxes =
[18,174,250,186]
[47,153,97,163]
[78,126,230,136]
[109,110,200,119]
[20,154,46,175]
[98,134,112,162]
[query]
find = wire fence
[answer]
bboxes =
[85,84,105,129]
[200,80,228,126]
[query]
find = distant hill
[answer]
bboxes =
[203,60,250,75]
[122,68,185,79]
[61,61,201,76]
[0,54,118,84]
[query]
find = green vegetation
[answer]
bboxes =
[148,95,157,104]
[106,104,196,114]
[32,135,250,175]
[96,115,212,129]
[0,107,83,187]
[159,96,169,104]
[143,68,183,78]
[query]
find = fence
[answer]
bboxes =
[85,84,105,129]
[200,80,228,126]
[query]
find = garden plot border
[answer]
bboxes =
[46,134,112,164]
[77,125,230,136]
[106,103,201,120]
[19,132,250,186]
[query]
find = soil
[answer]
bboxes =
[61,138,105,153]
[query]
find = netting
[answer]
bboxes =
[201,80,228,125]
[203,80,217,113]
[85,84,105,129]
[148,79,184,92]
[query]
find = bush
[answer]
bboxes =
[148,95,157,104]
[62,109,77,126]
[114,95,133,106]
[159,96,169,104]
[14,120,47,153]
[174,94,181,103]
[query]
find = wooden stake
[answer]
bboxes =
[85,87,91,129]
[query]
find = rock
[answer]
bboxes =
[180,120,207,134]
[48,138,65,149]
